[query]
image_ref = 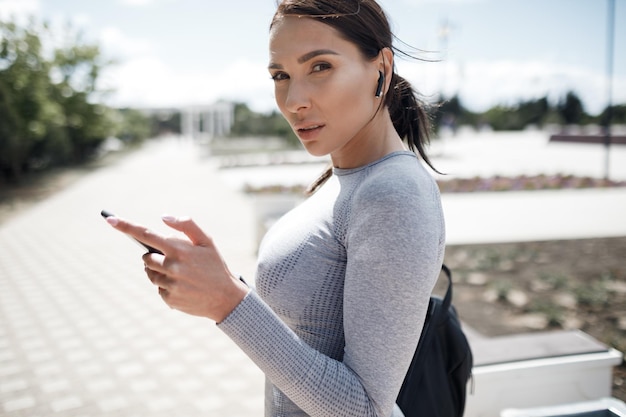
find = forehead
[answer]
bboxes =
[269,16,354,61]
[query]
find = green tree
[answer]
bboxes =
[598,104,626,126]
[481,97,550,131]
[517,97,549,127]
[0,19,116,182]
[432,95,480,132]
[230,102,297,145]
[0,19,59,180]
[482,105,516,131]
[114,108,151,142]
[558,91,585,125]
[434,95,462,132]
[49,33,115,162]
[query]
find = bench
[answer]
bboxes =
[549,134,626,145]
[464,329,624,417]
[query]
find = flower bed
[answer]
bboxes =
[437,174,626,193]
[243,174,626,195]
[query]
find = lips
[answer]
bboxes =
[299,125,322,132]
[294,123,325,141]
[294,122,324,132]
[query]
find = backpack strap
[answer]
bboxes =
[438,264,453,324]
[414,264,453,357]
[441,264,452,306]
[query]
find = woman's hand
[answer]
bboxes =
[105,215,249,322]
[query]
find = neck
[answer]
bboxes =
[331,109,405,169]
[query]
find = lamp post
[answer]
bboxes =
[438,18,451,103]
[603,0,615,180]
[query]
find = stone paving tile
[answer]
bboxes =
[0,138,263,416]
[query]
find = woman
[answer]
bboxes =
[106,1,445,415]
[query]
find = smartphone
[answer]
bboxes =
[100,210,163,254]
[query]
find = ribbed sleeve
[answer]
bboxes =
[218,152,445,417]
[219,291,377,416]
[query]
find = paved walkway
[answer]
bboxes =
[1,135,625,416]
[0,138,263,416]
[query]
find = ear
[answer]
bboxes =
[377,47,394,96]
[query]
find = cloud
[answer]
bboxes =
[100,57,275,112]
[116,0,177,6]
[99,27,155,58]
[101,53,625,116]
[398,59,624,115]
[0,0,41,21]
[68,12,92,28]
[395,0,484,4]
[91,24,624,115]
[117,0,156,6]
[92,21,274,111]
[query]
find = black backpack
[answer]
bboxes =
[396,264,474,417]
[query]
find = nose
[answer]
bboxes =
[283,80,311,114]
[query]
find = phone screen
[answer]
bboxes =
[101,210,163,254]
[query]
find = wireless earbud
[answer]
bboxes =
[375,70,385,98]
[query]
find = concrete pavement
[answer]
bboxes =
[434,130,626,243]
[442,187,626,244]
[0,138,263,416]
[1,135,625,416]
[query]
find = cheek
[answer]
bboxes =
[328,73,376,122]
[339,66,375,103]
[274,86,287,114]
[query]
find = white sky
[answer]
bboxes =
[1,0,625,115]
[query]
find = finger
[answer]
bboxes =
[161,215,212,247]
[145,266,176,291]
[105,216,166,254]
[158,286,170,302]
[144,264,162,285]
[143,252,164,270]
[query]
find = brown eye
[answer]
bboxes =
[312,63,331,73]
[271,72,289,82]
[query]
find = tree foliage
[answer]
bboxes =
[230,102,298,145]
[557,91,585,125]
[2,18,624,185]
[599,104,626,128]
[481,97,550,131]
[433,92,625,133]
[229,93,626,144]
[0,18,153,183]
[0,19,56,179]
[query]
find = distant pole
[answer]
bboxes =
[438,18,450,102]
[604,0,615,180]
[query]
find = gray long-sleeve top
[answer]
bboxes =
[219,151,445,417]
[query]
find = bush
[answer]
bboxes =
[0,18,116,182]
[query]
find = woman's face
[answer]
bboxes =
[269,17,383,166]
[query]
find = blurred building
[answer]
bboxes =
[182,101,235,141]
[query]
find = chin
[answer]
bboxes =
[300,142,330,158]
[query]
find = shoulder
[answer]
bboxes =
[352,152,439,210]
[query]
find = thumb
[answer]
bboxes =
[162,215,212,246]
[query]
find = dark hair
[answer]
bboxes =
[272,0,438,194]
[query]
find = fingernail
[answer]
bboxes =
[106,216,119,226]
[161,215,176,222]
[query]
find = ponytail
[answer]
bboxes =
[387,73,440,175]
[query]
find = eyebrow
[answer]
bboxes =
[268,49,339,69]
